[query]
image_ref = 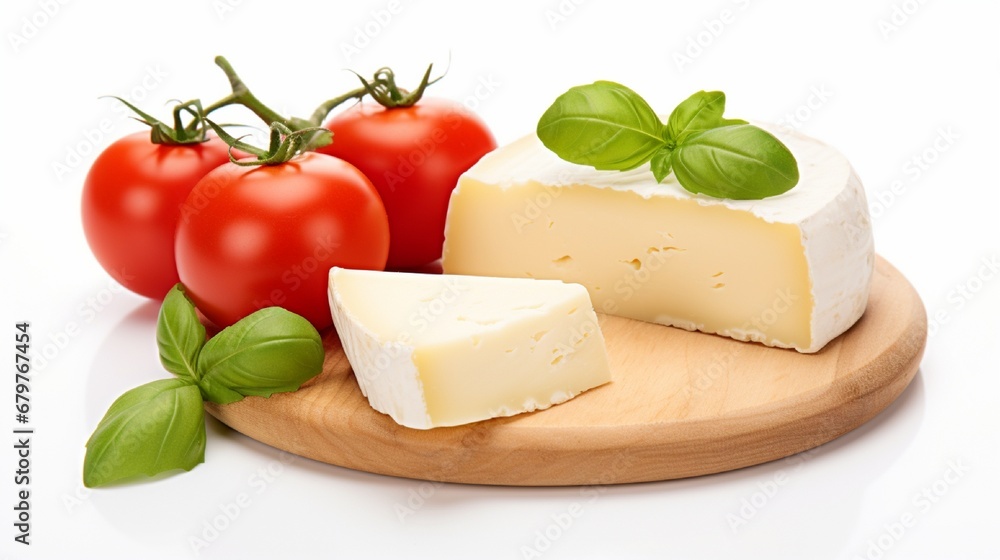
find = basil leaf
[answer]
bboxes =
[666,91,748,143]
[84,379,206,488]
[196,307,325,405]
[672,124,799,199]
[156,284,205,381]
[537,81,666,171]
[650,147,673,183]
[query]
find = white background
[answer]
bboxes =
[2,0,998,558]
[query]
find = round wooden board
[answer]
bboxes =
[205,256,926,486]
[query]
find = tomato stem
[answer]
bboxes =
[204,56,291,127]
[206,56,366,130]
[205,56,371,152]
[203,56,444,154]
[307,88,369,127]
[104,55,447,149]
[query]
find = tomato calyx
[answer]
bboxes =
[349,63,442,109]
[107,96,212,145]
[206,120,330,167]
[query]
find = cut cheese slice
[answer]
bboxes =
[327,267,612,429]
[442,125,874,353]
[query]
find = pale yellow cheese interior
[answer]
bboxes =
[330,269,611,428]
[443,180,814,350]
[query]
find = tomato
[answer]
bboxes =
[175,152,389,329]
[81,132,233,299]
[319,98,496,269]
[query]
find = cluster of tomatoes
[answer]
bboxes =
[81,59,496,330]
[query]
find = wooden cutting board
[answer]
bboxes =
[205,256,926,486]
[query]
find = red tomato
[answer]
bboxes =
[175,152,389,329]
[81,132,233,299]
[319,98,496,269]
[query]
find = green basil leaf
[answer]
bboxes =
[196,307,325,405]
[666,91,748,143]
[84,378,205,488]
[650,147,673,183]
[537,81,666,171]
[156,284,205,381]
[672,124,799,199]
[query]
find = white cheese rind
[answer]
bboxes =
[443,125,874,353]
[328,281,431,428]
[797,166,874,352]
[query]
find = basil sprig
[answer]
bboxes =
[84,284,325,487]
[537,82,799,200]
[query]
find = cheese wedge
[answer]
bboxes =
[442,125,874,353]
[327,267,611,429]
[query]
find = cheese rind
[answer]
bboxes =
[327,268,612,429]
[442,125,874,353]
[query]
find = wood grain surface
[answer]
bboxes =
[205,256,926,486]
